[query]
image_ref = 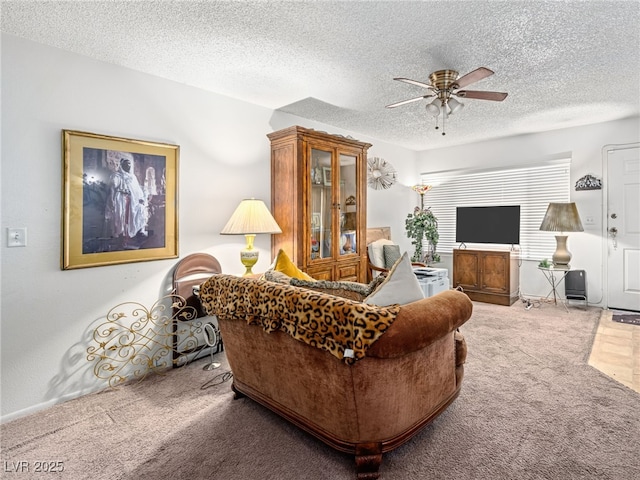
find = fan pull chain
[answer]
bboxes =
[441,109,446,136]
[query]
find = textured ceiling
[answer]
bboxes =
[2,1,639,151]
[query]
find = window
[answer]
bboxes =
[421,159,570,260]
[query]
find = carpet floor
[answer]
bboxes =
[1,301,639,480]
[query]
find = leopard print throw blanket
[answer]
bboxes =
[198,274,400,364]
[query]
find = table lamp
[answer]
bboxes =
[539,202,584,269]
[221,198,282,275]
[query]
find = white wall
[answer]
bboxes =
[416,117,640,304]
[0,35,416,421]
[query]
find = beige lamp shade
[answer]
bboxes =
[539,202,584,233]
[221,198,281,276]
[539,202,583,269]
[221,198,282,235]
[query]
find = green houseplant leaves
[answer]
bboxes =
[405,206,440,264]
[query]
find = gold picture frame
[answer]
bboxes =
[62,130,179,269]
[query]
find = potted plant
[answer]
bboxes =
[405,185,440,264]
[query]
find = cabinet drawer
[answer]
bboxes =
[306,266,332,281]
[337,263,359,280]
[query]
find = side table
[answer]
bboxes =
[538,267,571,305]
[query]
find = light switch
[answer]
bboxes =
[7,228,27,247]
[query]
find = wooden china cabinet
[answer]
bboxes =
[268,126,371,282]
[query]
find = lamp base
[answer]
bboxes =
[552,235,572,270]
[240,233,259,276]
[240,249,259,276]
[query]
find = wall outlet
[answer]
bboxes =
[584,215,596,226]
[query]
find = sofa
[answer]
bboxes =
[198,272,473,479]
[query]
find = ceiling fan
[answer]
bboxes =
[386,67,508,135]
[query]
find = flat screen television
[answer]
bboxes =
[456,205,521,245]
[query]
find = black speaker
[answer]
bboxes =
[565,270,586,300]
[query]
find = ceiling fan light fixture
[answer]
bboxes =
[425,98,440,117]
[447,97,464,114]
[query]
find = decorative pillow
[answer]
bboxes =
[383,244,401,269]
[294,284,365,301]
[291,278,365,293]
[273,249,315,281]
[364,252,425,306]
[261,269,291,284]
[367,273,388,294]
[290,278,370,301]
[367,238,395,269]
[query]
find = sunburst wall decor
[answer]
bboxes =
[367,157,397,190]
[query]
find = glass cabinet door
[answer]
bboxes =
[309,147,359,263]
[338,153,357,257]
[309,148,332,261]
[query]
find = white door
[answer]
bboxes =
[606,144,640,311]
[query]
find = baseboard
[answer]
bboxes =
[1,385,103,424]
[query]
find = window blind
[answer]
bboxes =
[420,160,571,260]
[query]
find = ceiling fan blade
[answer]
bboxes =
[454,67,494,89]
[385,94,434,109]
[393,77,434,90]
[456,90,508,101]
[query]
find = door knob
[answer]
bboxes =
[609,226,618,250]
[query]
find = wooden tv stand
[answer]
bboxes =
[453,248,520,306]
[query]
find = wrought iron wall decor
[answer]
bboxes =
[575,174,602,190]
[87,293,221,388]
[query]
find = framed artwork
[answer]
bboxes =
[62,130,179,269]
[323,167,332,186]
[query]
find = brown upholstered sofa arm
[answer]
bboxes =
[366,289,473,358]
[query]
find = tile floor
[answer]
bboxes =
[588,309,640,393]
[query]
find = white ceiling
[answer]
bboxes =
[2,1,639,151]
